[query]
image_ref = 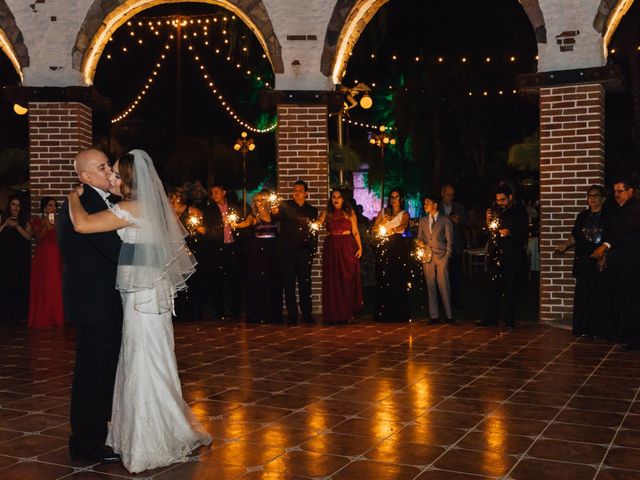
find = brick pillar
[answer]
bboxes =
[276,104,329,313]
[29,102,92,214]
[539,84,604,322]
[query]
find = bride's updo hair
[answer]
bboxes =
[117,152,135,200]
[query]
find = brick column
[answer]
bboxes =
[539,84,604,322]
[276,104,329,313]
[29,102,92,214]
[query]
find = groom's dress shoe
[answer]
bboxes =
[70,445,120,463]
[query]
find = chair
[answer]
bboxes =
[464,245,487,277]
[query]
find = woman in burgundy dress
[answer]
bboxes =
[28,196,64,328]
[319,188,363,324]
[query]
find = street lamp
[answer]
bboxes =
[335,82,372,186]
[233,131,255,217]
[369,125,396,209]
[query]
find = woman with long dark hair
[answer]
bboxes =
[0,194,32,323]
[28,196,64,328]
[372,188,411,322]
[318,188,363,324]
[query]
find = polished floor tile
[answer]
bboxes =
[1,321,639,479]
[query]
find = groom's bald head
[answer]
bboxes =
[74,148,112,192]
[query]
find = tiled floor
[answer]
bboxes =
[1,320,639,479]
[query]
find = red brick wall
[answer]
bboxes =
[539,84,604,322]
[29,102,92,215]
[276,104,329,313]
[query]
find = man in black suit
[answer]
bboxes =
[478,184,528,327]
[201,183,243,320]
[592,178,640,348]
[439,183,465,308]
[57,148,122,462]
[274,180,318,325]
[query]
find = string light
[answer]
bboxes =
[185,40,276,133]
[111,46,170,123]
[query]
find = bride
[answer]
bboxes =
[68,149,211,473]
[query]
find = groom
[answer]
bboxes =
[58,148,122,462]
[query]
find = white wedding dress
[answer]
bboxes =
[106,205,211,473]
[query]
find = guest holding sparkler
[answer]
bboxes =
[317,188,363,324]
[169,188,205,321]
[372,189,411,322]
[478,184,528,327]
[417,193,454,324]
[273,180,318,325]
[202,184,243,320]
[230,190,282,324]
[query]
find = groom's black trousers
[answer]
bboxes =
[70,320,122,450]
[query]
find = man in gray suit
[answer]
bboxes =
[418,193,454,324]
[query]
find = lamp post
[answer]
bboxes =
[233,131,255,217]
[369,125,396,209]
[336,82,373,186]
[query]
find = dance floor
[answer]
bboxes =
[0,320,639,480]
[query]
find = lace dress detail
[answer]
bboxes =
[106,209,211,473]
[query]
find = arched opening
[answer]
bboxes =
[325,0,543,85]
[91,2,277,194]
[603,0,640,181]
[0,37,28,214]
[0,0,29,81]
[325,0,540,321]
[75,0,283,86]
[595,0,636,52]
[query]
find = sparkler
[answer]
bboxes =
[225,210,239,228]
[412,245,426,262]
[267,192,281,208]
[186,213,203,236]
[308,220,321,235]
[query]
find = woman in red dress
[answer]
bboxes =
[28,196,64,328]
[319,188,363,324]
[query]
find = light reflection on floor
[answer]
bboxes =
[0,320,639,479]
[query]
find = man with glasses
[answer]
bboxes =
[592,178,640,348]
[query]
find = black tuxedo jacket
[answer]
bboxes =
[275,200,318,255]
[604,196,640,269]
[201,199,243,245]
[439,201,465,254]
[57,186,122,325]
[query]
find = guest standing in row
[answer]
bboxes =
[28,197,65,328]
[478,184,528,327]
[439,183,465,308]
[274,180,318,325]
[592,178,640,348]
[373,189,410,323]
[232,191,282,324]
[169,188,205,321]
[201,184,243,320]
[0,194,31,324]
[418,194,454,324]
[318,188,363,324]
[556,185,611,337]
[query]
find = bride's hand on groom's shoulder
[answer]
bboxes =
[69,184,84,198]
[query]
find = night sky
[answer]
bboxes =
[1,0,639,199]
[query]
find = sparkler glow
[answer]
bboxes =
[412,245,426,262]
[308,220,321,234]
[226,211,239,227]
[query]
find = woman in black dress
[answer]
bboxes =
[0,194,32,323]
[556,185,611,337]
[169,188,205,321]
[372,189,411,322]
[232,191,282,324]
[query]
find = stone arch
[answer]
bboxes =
[593,0,636,49]
[0,0,29,80]
[323,0,544,86]
[518,0,546,43]
[74,0,283,86]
